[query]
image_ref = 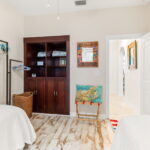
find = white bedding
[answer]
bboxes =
[0,105,36,150]
[111,116,150,150]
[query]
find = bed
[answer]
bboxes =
[111,115,150,150]
[0,105,36,150]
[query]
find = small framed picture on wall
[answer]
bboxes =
[0,40,8,54]
[128,40,137,70]
[77,41,99,67]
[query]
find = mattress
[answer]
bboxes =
[0,105,36,150]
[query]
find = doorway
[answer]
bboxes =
[107,36,142,121]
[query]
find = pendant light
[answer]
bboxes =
[46,0,51,8]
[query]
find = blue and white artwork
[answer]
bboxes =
[0,40,8,54]
[128,41,137,70]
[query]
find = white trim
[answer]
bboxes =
[140,32,150,114]
[105,33,145,118]
[33,113,71,117]
[106,33,145,41]
[33,112,107,120]
[70,112,107,120]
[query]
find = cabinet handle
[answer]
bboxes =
[54,91,55,96]
[55,91,58,96]
[34,90,38,95]
[33,90,36,95]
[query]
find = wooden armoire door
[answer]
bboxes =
[46,78,55,113]
[24,78,37,112]
[36,78,45,113]
[55,77,66,114]
[24,35,70,114]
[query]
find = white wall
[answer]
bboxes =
[141,32,150,114]
[148,4,150,31]
[0,1,24,104]
[109,39,141,113]
[24,5,149,116]
[109,41,120,95]
[119,40,141,113]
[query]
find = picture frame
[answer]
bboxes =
[128,41,137,70]
[37,61,44,66]
[59,58,66,66]
[0,40,8,54]
[77,41,98,67]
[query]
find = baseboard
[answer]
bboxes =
[33,112,108,120]
[70,112,108,120]
[33,113,70,117]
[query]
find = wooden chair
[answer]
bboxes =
[75,101,101,122]
[75,100,103,149]
[75,85,102,122]
[75,85,103,149]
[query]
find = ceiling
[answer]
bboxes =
[5,0,150,16]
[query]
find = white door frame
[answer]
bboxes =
[140,32,150,115]
[105,33,145,118]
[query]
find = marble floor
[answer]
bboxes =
[26,114,114,150]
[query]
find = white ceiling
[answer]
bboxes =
[5,0,150,16]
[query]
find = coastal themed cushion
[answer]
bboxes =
[76,85,102,103]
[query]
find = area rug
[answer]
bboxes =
[110,119,119,131]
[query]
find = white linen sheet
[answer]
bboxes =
[111,116,150,150]
[0,105,36,150]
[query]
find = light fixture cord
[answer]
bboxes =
[57,0,60,19]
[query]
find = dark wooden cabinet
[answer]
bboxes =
[55,77,66,114]
[25,78,37,111]
[24,36,70,115]
[36,78,45,113]
[45,77,66,114]
[46,77,55,113]
[25,77,45,113]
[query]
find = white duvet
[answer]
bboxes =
[111,116,150,150]
[0,105,36,150]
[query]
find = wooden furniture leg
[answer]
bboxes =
[76,103,79,118]
[96,104,100,121]
[76,102,101,122]
[75,101,103,149]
